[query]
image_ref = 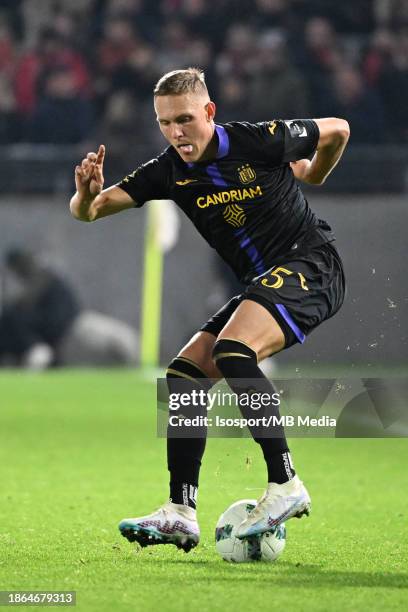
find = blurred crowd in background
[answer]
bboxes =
[0,0,408,149]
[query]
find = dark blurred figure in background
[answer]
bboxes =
[291,0,376,33]
[0,248,139,368]
[95,17,143,92]
[0,248,80,367]
[96,90,154,180]
[292,16,344,116]
[28,66,94,144]
[362,27,394,87]
[14,28,90,129]
[326,64,385,144]
[216,76,248,122]
[247,29,310,120]
[250,0,296,31]
[0,15,19,143]
[377,29,408,142]
[216,23,258,83]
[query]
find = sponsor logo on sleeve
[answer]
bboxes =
[285,120,307,138]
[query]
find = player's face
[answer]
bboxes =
[155,93,216,162]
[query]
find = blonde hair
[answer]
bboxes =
[154,68,208,97]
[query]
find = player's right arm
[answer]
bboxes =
[70,145,135,222]
[290,118,350,185]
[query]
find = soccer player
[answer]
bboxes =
[70,68,349,552]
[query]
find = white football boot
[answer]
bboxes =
[119,502,200,552]
[236,475,311,539]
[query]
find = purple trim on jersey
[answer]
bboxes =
[215,124,230,158]
[234,228,266,276]
[275,304,306,344]
[185,125,228,169]
[206,163,228,187]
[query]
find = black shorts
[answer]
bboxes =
[200,241,346,350]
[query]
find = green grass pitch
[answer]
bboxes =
[0,370,407,611]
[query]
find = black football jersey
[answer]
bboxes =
[118,119,332,282]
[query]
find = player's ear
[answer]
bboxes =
[205,101,216,121]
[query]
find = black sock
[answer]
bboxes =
[169,482,198,509]
[166,357,213,507]
[213,338,296,484]
[264,450,296,484]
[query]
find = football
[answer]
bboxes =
[215,499,286,562]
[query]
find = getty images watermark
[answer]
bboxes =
[166,388,332,429]
[157,377,408,438]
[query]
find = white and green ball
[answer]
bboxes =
[215,499,286,563]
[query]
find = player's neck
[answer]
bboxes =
[197,124,217,163]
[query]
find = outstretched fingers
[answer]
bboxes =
[74,146,105,192]
[74,165,88,190]
[96,144,105,166]
[93,144,105,185]
[75,164,88,179]
[82,158,95,179]
[75,162,93,184]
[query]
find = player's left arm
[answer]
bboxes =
[290,118,350,185]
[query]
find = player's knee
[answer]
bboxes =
[177,331,220,380]
[212,338,257,373]
[166,356,212,389]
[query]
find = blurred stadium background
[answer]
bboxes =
[0,0,407,368]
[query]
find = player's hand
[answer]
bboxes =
[75,145,105,199]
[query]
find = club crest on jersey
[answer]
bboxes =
[238,164,256,184]
[223,204,246,228]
